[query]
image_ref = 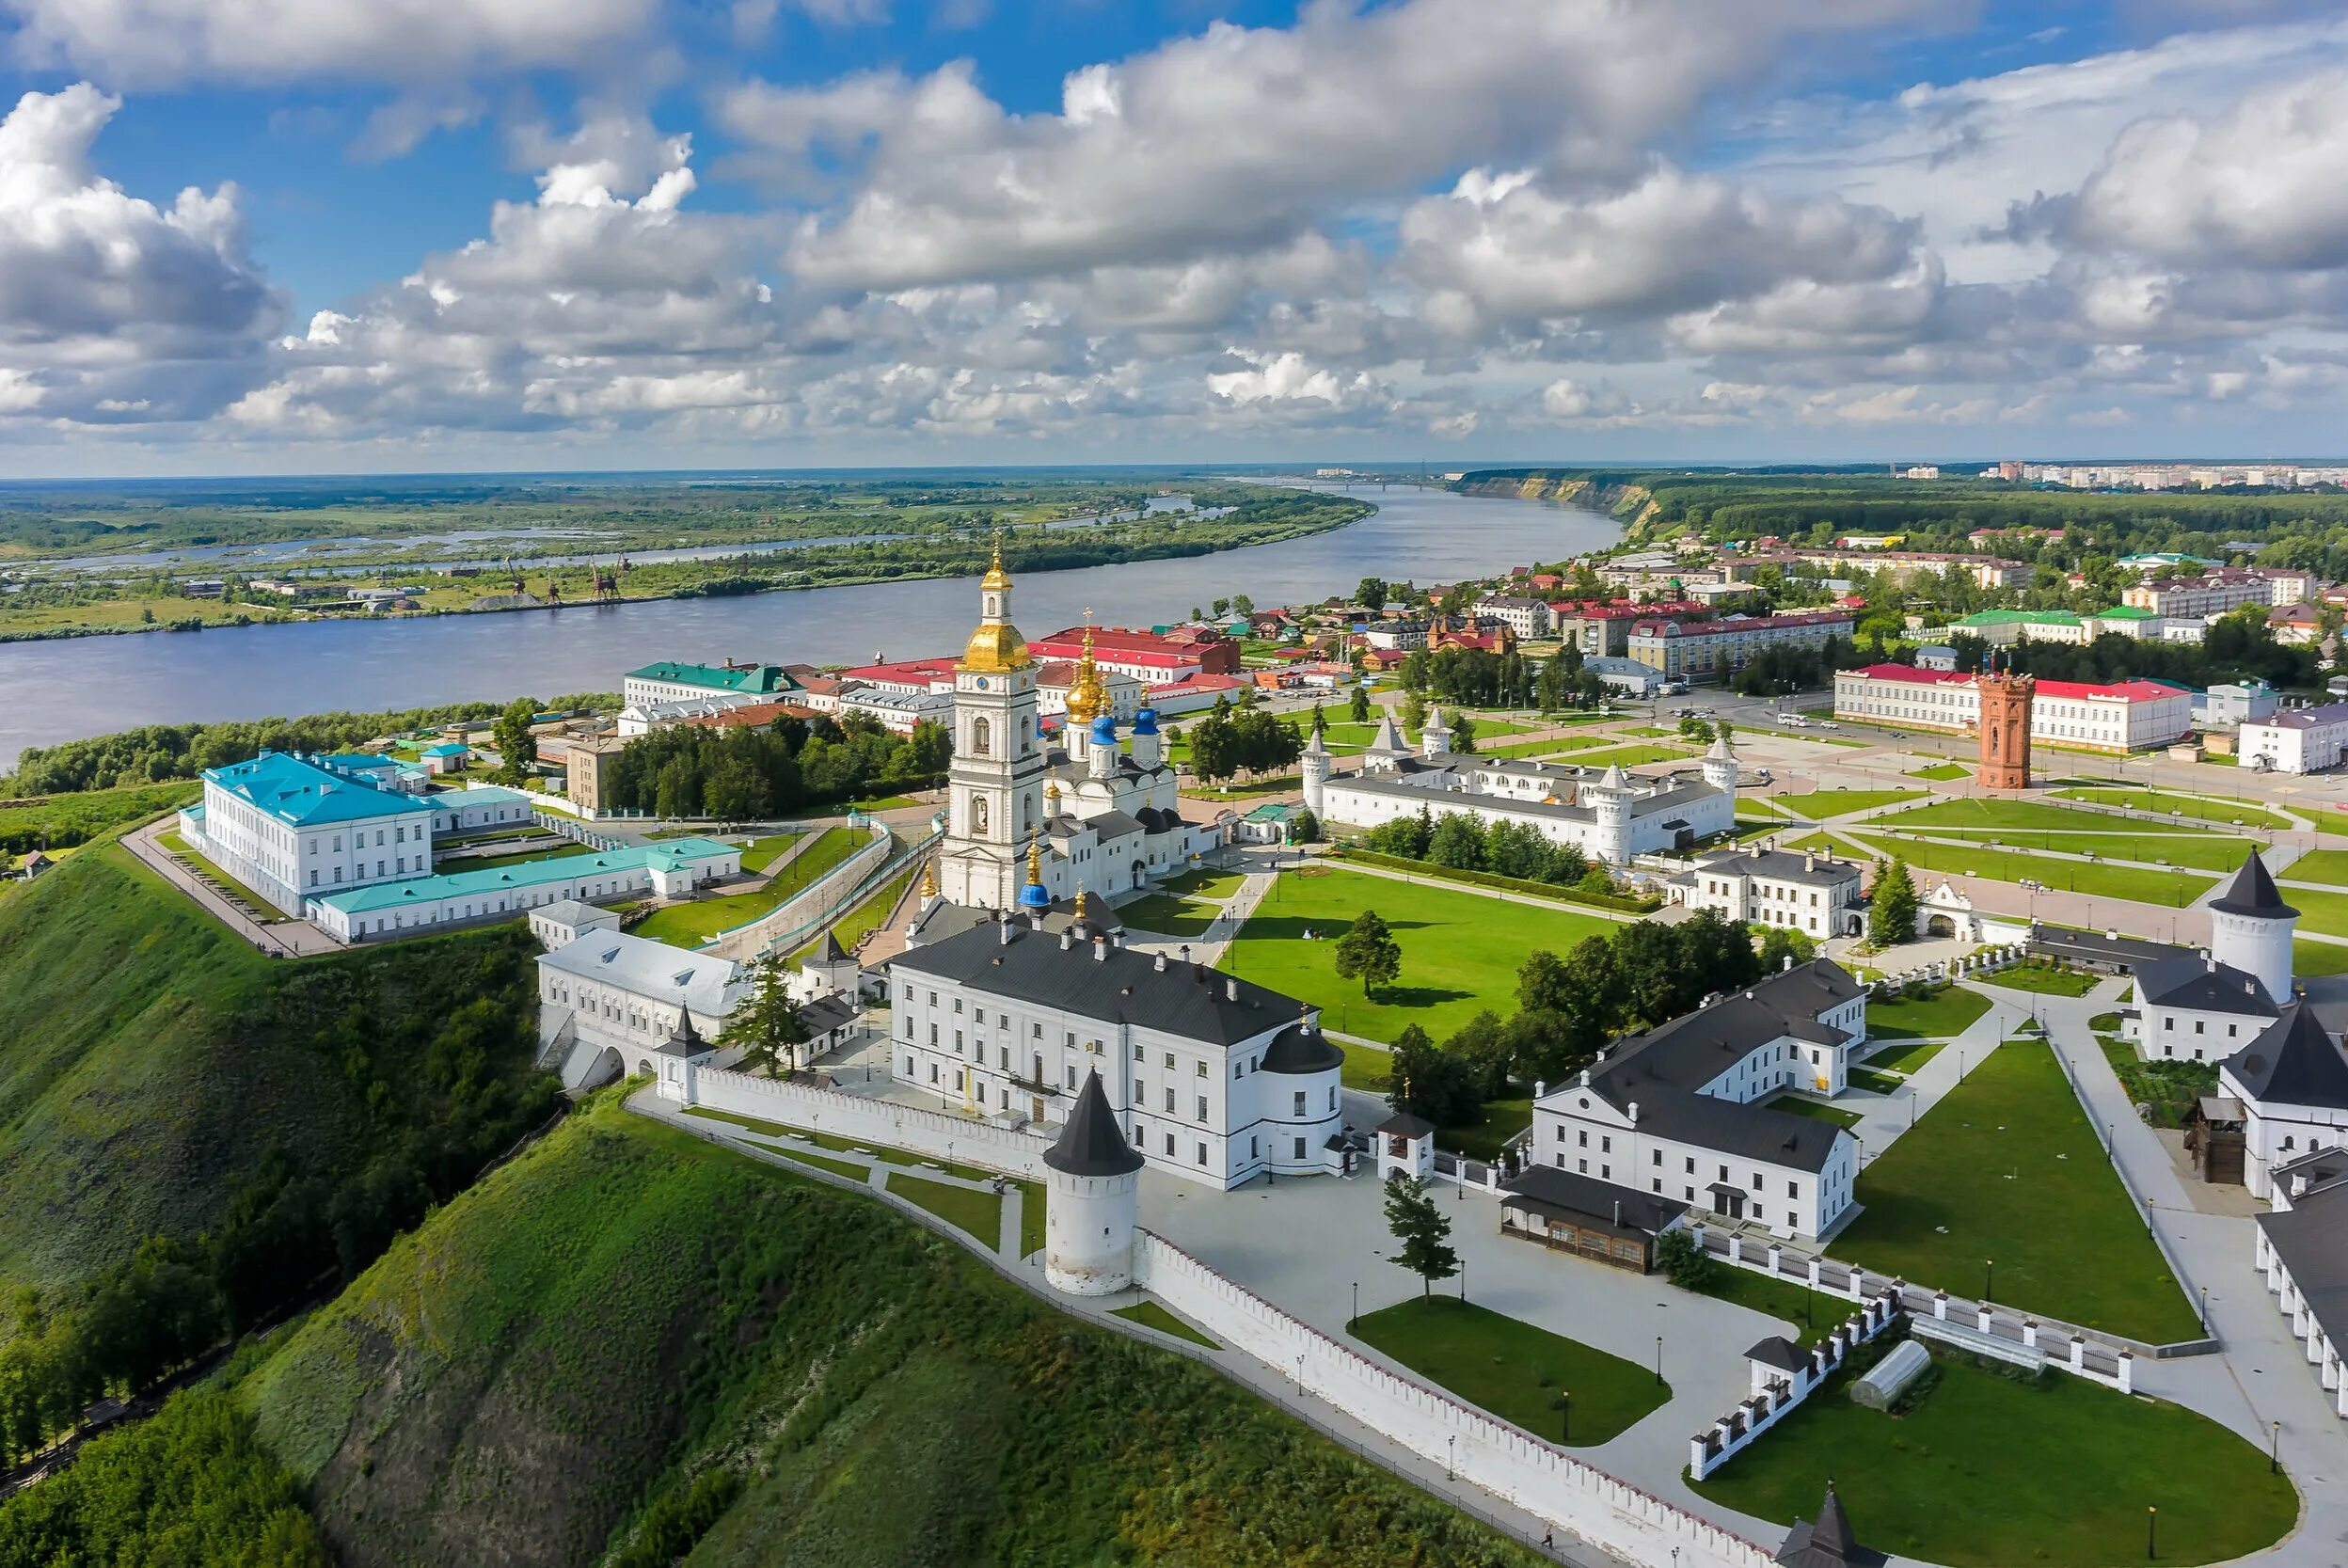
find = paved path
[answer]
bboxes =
[1832,992,2029,1170]
[120,818,346,958]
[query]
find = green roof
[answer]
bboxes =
[1953,609,2080,627]
[1243,802,1300,821]
[627,661,799,696]
[313,836,735,914]
[2097,606,2160,619]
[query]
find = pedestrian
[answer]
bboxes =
[1542,1529,1553,1552]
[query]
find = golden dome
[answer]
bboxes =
[980,537,1012,592]
[960,621,1032,672]
[1064,622,1106,721]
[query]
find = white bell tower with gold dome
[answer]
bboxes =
[939,540,1047,910]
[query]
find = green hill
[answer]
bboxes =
[215,1095,1539,1568]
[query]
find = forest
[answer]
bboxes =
[594,711,951,817]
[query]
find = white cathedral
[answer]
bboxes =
[934,546,1221,910]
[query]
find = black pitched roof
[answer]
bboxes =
[2134,954,2278,1017]
[2224,1004,2348,1110]
[909,898,1123,945]
[1776,1483,1886,1568]
[812,927,849,962]
[890,918,1306,1048]
[1259,1021,1344,1075]
[2211,850,2297,920]
[1377,1110,1436,1138]
[1499,1165,1688,1238]
[1747,1336,1810,1373]
[1045,1069,1145,1177]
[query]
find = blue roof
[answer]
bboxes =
[1132,707,1159,736]
[1019,878,1053,910]
[322,752,393,770]
[205,752,435,829]
[420,742,470,757]
[313,836,736,915]
[1089,713,1118,744]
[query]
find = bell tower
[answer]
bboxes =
[940,539,1047,909]
[1975,673,2035,791]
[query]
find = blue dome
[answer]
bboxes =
[1090,713,1118,745]
[1132,706,1159,736]
[1019,879,1054,910]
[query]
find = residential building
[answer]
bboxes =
[886,904,1349,1190]
[183,750,439,917]
[616,692,769,735]
[1913,644,1959,672]
[2253,1148,2348,1418]
[837,684,954,735]
[1530,960,1866,1243]
[621,660,801,707]
[2225,1004,2348,1203]
[1584,656,1667,696]
[833,655,960,697]
[2270,604,2324,647]
[548,732,629,814]
[1309,722,1737,866]
[1626,610,1853,682]
[1832,665,2193,752]
[1142,671,1253,716]
[1550,601,1709,658]
[674,700,824,733]
[1471,594,1554,639]
[2121,570,2284,619]
[1672,847,1867,940]
[2240,703,2348,774]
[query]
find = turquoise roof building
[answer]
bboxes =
[203,752,433,829]
[626,661,801,697]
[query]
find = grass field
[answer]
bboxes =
[1883,798,2208,835]
[0,780,197,852]
[157,830,286,914]
[2052,786,2290,831]
[1351,1297,1668,1448]
[1550,743,1690,769]
[219,1094,1547,1568]
[1848,1067,1905,1095]
[2293,939,2348,976]
[1767,1095,1863,1130]
[1831,831,2217,908]
[1834,1039,2198,1342]
[1014,1178,1046,1259]
[1534,732,1630,756]
[773,1146,874,1181]
[1737,796,1794,818]
[1985,962,2103,997]
[1865,986,1991,1040]
[1690,1347,2295,1568]
[441,841,596,872]
[1120,893,1225,939]
[738,831,804,872]
[2271,883,2348,940]
[1684,1264,1854,1333]
[1159,866,1246,899]
[2280,848,2348,887]
[886,1171,1003,1243]
[1773,789,1926,819]
[1890,828,2256,873]
[1111,1301,1219,1348]
[1864,1038,1946,1075]
[1906,762,1969,781]
[1220,867,1620,1040]
[631,826,864,946]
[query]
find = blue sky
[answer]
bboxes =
[1,0,2345,474]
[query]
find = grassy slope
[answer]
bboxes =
[1353,1298,1667,1447]
[0,846,550,1304]
[237,1097,1541,1568]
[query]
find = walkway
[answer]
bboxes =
[120,818,346,958]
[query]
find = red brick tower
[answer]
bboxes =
[1976,673,2035,790]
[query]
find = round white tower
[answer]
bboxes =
[1420,708,1453,757]
[2208,849,2298,1005]
[1702,730,1738,795]
[1301,727,1331,816]
[1583,763,1634,865]
[1042,1068,1143,1295]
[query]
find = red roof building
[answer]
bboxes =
[1027,625,1239,678]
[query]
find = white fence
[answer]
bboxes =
[1133,1233,1779,1568]
[1689,1295,1899,1480]
[676,1063,1049,1179]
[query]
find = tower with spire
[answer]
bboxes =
[2209,847,2298,1007]
[1702,726,1739,794]
[939,537,1048,911]
[1301,724,1331,816]
[1042,1067,1145,1294]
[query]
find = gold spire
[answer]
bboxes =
[960,530,1030,673]
[1073,887,1090,920]
[1066,611,1106,721]
[920,855,938,899]
[980,529,1012,592]
[1025,832,1043,887]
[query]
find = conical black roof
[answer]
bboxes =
[1044,1068,1145,1177]
[813,927,849,962]
[1776,1481,1884,1567]
[2211,850,2298,920]
[2225,1005,2348,1110]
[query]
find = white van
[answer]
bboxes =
[1776,712,1810,729]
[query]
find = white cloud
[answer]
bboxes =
[0,84,278,422]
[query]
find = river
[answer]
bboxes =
[0,483,1616,768]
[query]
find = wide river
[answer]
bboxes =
[0,484,1616,768]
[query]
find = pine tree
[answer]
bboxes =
[722,954,809,1077]
[1349,683,1372,724]
[1868,858,1921,948]
[1382,1173,1459,1298]
[1333,909,1403,998]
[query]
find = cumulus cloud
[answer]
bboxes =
[0,84,278,422]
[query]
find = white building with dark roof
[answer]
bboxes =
[1308,723,1737,866]
[2124,853,2298,1063]
[2239,702,2348,774]
[2223,1006,2348,1201]
[535,929,749,1089]
[2254,1148,2348,1418]
[1673,846,1867,940]
[886,898,1349,1190]
[1531,960,1865,1242]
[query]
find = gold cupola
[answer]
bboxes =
[1064,620,1106,721]
[960,536,1031,673]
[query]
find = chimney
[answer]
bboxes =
[999,918,1012,946]
[1612,1199,1623,1227]
[1060,930,1073,952]
[1226,975,1239,1001]
[1782,954,1793,973]
[1628,1101,1640,1125]
[1154,951,1167,973]
[1092,934,1109,962]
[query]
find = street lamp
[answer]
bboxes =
[1559,1390,1572,1444]
[2147,1506,2157,1561]
[1985,1259,1994,1305]
[1655,1335,1664,1386]
[1447,1433,1457,1479]
[2270,1419,2281,1476]
[1351,1280,1359,1333]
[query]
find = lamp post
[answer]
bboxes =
[1655,1335,1664,1386]
[2147,1505,2157,1561]
[1447,1433,1456,1480]
[1560,1390,1572,1445]
[2270,1419,2281,1475]
[1985,1259,1994,1305]
[1351,1280,1359,1333]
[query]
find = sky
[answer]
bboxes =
[2,0,2346,476]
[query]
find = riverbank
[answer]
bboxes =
[0,494,1367,646]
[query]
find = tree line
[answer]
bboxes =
[597,711,951,819]
[1177,696,1305,783]
[1358,807,1602,894]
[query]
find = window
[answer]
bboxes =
[1788,1180,1799,1196]
[1164,1087,1174,1113]
[1132,1040,1143,1058]
[1195,1096,1208,1122]
[1752,1171,1764,1191]
[1685,1156,1695,1173]
[1601,1135,1611,1153]
[1578,1159,1588,1174]
[1135,1079,1146,1104]
[1578,1130,1589,1148]
[1067,1066,1077,1088]
[1164,1052,1176,1068]
[1293,1091,1306,1117]
[1293,1137,1306,1160]
[953,998,963,1014]
[1652,1149,1661,1166]
[1196,1060,1207,1078]
[1197,1142,1207,1165]
[1166,1133,1176,1156]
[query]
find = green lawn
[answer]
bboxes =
[1767,1094,1864,1130]
[885,1171,1003,1245]
[1864,1038,1946,1075]
[1439,1096,1531,1161]
[1865,986,1991,1040]
[1847,1068,1904,1096]
[1159,866,1246,900]
[2293,939,2348,976]
[1112,1301,1219,1348]
[1120,894,1225,939]
[631,826,865,946]
[1535,733,1629,756]
[1906,762,1969,781]
[1737,796,1794,818]
[1986,962,2103,998]
[738,832,804,872]
[1884,798,2207,835]
[439,841,595,872]
[1834,1039,2198,1342]
[774,1147,875,1182]
[1687,1263,1856,1333]
[1552,743,1690,769]
[1690,1346,2295,1568]
[1221,867,1620,1041]
[1351,1297,1668,1447]
[1773,789,1927,819]
[2277,883,2348,940]
[789,861,916,964]
[1834,831,2216,909]
[1014,1178,1046,1259]
[2052,786,2291,831]
[2280,848,2348,887]
[1893,829,2255,874]
[160,833,288,916]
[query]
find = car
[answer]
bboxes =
[1819,721,1841,731]
[1776,713,1809,728]
[1754,768,1773,784]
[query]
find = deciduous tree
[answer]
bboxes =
[1334,909,1402,998]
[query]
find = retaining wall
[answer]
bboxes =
[679,1064,1049,1178]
